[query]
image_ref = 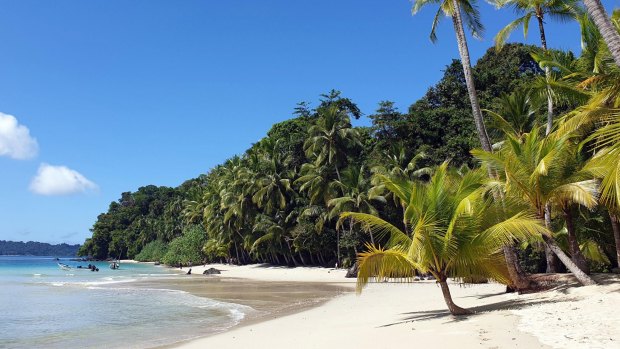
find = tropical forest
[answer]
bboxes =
[78,0,620,315]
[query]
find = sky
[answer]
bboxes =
[0,0,616,244]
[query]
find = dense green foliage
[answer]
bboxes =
[370,44,543,167]
[78,31,620,279]
[160,226,206,266]
[134,240,168,262]
[0,240,81,257]
[78,180,204,259]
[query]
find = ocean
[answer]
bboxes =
[0,256,251,349]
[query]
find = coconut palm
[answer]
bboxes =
[492,0,581,133]
[369,149,431,237]
[329,166,381,265]
[583,127,620,267]
[412,0,493,152]
[303,105,361,181]
[473,128,598,284]
[340,163,548,315]
[412,0,537,289]
[549,153,594,273]
[485,90,541,139]
[545,14,620,266]
[329,166,380,221]
[295,162,341,206]
[581,0,620,66]
[371,143,431,182]
[493,0,580,51]
[248,140,295,215]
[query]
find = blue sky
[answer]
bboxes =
[0,0,615,244]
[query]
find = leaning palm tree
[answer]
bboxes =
[412,0,535,290]
[473,128,598,285]
[412,0,493,152]
[491,0,581,134]
[583,122,620,268]
[340,163,549,315]
[581,0,620,66]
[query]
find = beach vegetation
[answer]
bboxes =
[75,5,620,298]
[135,240,169,262]
[161,225,207,267]
[341,163,548,314]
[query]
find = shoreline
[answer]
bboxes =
[169,270,545,349]
[140,262,354,348]
[152,263,620,349]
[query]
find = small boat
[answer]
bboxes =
[58,262,72,271]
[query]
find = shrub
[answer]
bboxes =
[161,225,206,266]
[135,240,168,262]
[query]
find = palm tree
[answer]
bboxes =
[369,147,431,235]
[546,16,620,266]
[412,0,537,290]
[492,0,581,134]
[485,90,540,139]
[583,129,620,268]
[295,162,341,206]
[340,163,548,315]
[582,0,620,66]
[248,139,295,215]
[303,105,361,181]
[549,153,594,273]
[412,0,493,152]
[329,166,380,265]
[473,128,598,285]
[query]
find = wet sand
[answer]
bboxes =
[129,275,352,348]
[166,264,620,349]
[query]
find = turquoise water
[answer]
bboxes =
[0,256,251,349]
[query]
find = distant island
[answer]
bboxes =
[0,240,81,257]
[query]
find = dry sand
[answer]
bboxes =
[170,264,620,349]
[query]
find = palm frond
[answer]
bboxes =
[339,212,412,248]
[356,244,419,293]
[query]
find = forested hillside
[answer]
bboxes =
[0,240,80,256]
[78,42,620,277]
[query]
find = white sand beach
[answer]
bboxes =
[170,264,620,349]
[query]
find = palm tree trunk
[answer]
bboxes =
[318,252,326,266]
[544,206,560,272]
[452,2,531,290]
[456,0,534,284]
[451,7,533,289]
[335,164,342,182]
[609,212,620,268]
[233,241,241,265]
[438,276,472,315]
[451,0,492,152]
[298,252,307,266]
[537,15,549,50]
[540,234,597,285]
[503,245,533,291]
[286,240,299,266]
[564,208,590,274]
[583,0,620,66]
[536,15,555,135]
[336,229,341,268]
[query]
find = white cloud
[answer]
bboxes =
[30,163,98,196]
[0,112,39,160]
